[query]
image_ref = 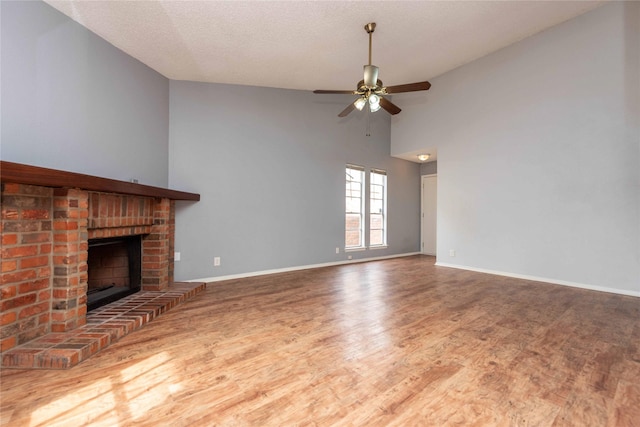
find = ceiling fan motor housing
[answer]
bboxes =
[363,65,379,89]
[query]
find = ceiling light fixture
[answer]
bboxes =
[368,94,381,112]
[417,154,431,162]
[354,97,367,111]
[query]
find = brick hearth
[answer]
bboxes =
[1,282,204,369]
[1,162,201,369]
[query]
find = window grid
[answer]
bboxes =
[369,170,387,247]
[345,166,365,249]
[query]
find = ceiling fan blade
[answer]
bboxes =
[313,89,356,94]
[338,102,356,117]
[379,97,402,115]
[384,81,431,94]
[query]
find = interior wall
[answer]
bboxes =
[1,1,170,187]
[169,81,421,280]
[420,161,437,176]
[391,2,640,295]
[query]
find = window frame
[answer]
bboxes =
[369,168,388,248]
[345,164,366,250]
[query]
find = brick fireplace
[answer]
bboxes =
[1,161,201,367]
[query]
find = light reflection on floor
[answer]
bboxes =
[29,352,179,426]
[335,267,391,360]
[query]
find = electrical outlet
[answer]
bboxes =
[449,249,456,257]
[174,252,181,261]
[214,257,221,266]
[348,255,353,260]
[335,247,340,254]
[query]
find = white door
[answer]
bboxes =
[421,175,437,255]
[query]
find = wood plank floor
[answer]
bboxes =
[1,255,639,426]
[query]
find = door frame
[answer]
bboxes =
[421,174,437,256]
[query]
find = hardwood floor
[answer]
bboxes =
[1,255,638,426]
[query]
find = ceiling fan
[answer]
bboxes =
[314,23,431,117]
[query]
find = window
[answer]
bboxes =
[345,165,365,249]
[370,169,387,247]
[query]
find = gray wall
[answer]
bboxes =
[392,2,640,295]
[420,161,437,176]
[169,81,421,280]
[1,1,170,187]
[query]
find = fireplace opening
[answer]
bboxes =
[87,235,142,311]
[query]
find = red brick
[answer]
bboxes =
[40,243,52,254]
[38,289,51,301]
[53,255,78,265]
[1,336,17,352]
[36,348,80,369]
[38,312,50,324]
[66,209,79,219]
[52,276,79,290]
[18,301,50,319]
[2,260,17,273]
[1,285,17,299]
[1,233,18,245]
[53,221,78,231]
[37,266,51,278]
[142,262,163,270]
[54,243,78,254]
[19,279,50,294]
[53,232,79,243]
[1,293,37,311]
[1,311,17,326]
[1,270,37,285]
[98,200,108,217]
[22,209,50,220]
[2,245,38,258]
[51,288,69,299]
[21,232,50,244]
[53,187,70,197]
[20,255,50,269]
[2,183,20,194]
[142,240,164,248]
[51,309,76,322]
[1,208,19,220]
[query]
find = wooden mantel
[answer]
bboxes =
[0,161,200,201]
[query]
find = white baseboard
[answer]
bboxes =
[435,262,640,298]
[188,252,421,284]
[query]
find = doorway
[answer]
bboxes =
[421,174,437,255]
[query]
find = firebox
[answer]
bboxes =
[87,235,142,311]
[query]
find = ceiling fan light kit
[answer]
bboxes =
[314,22,431,117]
[354,97,367,111]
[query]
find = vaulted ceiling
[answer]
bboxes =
[44,1,605,91]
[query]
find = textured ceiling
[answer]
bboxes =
[44,0,606,92]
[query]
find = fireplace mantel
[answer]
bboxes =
[0,161,199,201]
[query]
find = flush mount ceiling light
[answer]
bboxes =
[417,154,431,162]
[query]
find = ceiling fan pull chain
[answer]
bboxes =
[366,105,371,137]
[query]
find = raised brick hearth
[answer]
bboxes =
[2,282,204,369]
[1,165,201,369]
